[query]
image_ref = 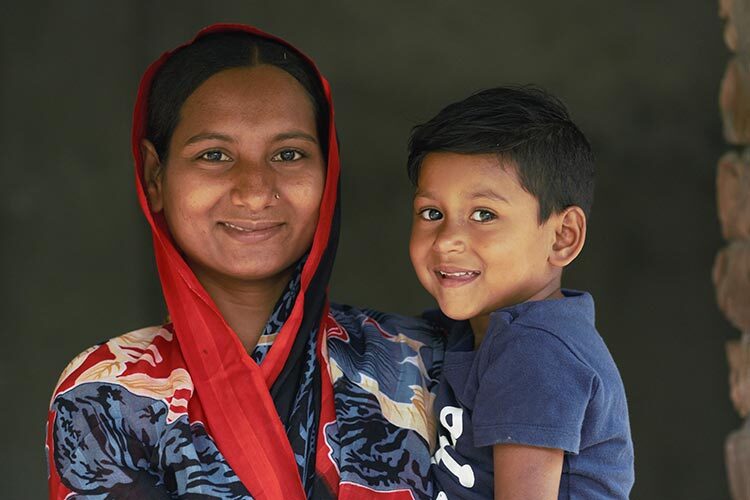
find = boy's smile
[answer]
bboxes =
[409,152,563,336]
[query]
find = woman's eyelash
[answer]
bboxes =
[271,149,305,162]
[195,149,307,163]
[198,150,232,162]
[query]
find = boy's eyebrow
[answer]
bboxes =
[413,189,510,203]
[413,189,436,199]
[471,189,510,203]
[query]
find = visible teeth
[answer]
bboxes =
[439,271,477,278]
[222,222,252,232]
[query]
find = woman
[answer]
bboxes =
[46,24,442,499]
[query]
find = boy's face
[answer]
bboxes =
[409,152,560,324]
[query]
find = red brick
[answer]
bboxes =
[714,242,750,331]
[720,58,750,144]
[727,339,750,416]
[720,0,739,50]
[727,422,750,499]
[718,151,750,239]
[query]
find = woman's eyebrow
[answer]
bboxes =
[274,131,318,144]
[184,132,236,145]
[184,131,318,146]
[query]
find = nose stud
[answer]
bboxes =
[274,192,281,200]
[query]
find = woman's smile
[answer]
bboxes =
[218,220,286,242]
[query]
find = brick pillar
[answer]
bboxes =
[717,1,750,498]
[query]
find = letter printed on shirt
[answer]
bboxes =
[433,405,475,488]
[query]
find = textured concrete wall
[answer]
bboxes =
[718,1,750,498]
[1,1,735,498]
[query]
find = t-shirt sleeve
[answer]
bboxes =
[472,327,596,453]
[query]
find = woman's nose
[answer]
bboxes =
[432,220,466,254]
[229,160,276,211]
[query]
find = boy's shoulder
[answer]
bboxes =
[499,289,595,333]
[487,289,608,364]
[475,289,630,412]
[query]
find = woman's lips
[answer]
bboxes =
[218,220,285,242]
[434,267,481,288]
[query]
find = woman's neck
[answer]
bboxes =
[191,265,293,353]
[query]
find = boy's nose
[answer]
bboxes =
[432,222,466,254]
[230,160,277,211]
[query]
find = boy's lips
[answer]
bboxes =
[434,266,481,287]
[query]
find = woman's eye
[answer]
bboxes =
[199,151,232,162]
[470,209,496,222]
[418,208,443,221]
[271,149,303,162]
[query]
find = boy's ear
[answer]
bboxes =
[141,139,164,213]
[549,206,586,268]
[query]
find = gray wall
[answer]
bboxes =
[2,1,735,498]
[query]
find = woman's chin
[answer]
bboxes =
[190,257,301,289]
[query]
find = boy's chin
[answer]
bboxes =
[437,302,477,322]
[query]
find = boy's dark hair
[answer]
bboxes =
[407,86,594,222]
[147,32,329,163]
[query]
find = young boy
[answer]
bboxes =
[408,87,634,499]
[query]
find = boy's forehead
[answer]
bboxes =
[416,152,523,191]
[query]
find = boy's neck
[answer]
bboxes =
[469,282,564,349]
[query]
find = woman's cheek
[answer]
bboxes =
[291,172,325,217]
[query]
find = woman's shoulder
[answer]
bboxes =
[45,327,225,498]
[49,324,188,406]
[325,303,446,389]
[329,302,445,347]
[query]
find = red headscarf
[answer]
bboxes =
[132,24,340,498]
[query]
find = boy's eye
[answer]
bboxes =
[199,150,232,162]
[418,208,443,221]
[271,149,304,162]
[470,209,496,222]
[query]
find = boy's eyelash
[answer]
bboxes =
[417,207,443,220]
[470,209,498,222]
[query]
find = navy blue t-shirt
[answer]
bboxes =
[430,290,634,499]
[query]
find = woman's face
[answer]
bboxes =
[145,65,325,288]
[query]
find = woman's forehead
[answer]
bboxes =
[186,66,313,112]
[174,66,318,138]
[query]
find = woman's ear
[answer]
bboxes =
[141,139,164,213]
[549,206,587,268]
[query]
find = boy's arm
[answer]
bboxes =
[493,444,563,500]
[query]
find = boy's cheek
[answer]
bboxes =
[408,230,423,262]
[407,241,431,286]
[409,246,432,281]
